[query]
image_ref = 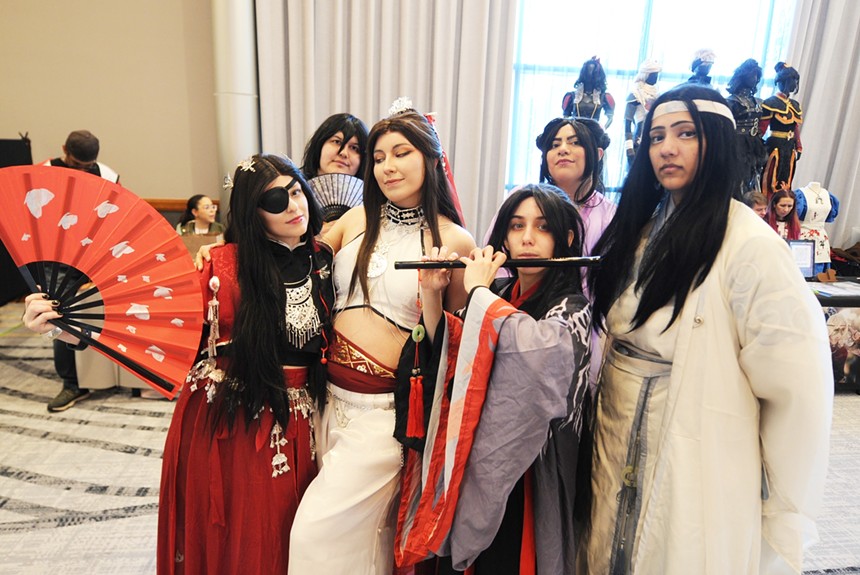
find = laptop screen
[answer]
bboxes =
[787,239,816,278]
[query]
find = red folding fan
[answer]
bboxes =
[0,165,204,399]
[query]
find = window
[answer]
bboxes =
[507,0,797,193]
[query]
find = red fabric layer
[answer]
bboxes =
[327,360,397,394]
[520,471,536,575]
[157,368,316,574]
[396,298,517,567]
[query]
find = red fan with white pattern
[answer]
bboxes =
[0,165,204,398]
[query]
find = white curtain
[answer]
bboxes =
[789,0,860,248]
[255,0,517,236]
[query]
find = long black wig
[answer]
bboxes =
[590,85,742,332]
[213,154,326,433]
[487,183,584,319]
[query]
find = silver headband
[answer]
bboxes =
[652,99,736,128]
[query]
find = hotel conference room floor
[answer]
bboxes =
[0,301,858,574]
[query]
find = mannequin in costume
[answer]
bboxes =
[586,85,831,574]
[727,59,766,193]
[684,49,716,86]
[760,62,803,196]
[562,56,615,129]
[288,102,475,575]
[795,181,839,274]
[624,59,661,167]
[404,184,591,574]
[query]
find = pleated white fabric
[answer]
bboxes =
[288,383,401,575]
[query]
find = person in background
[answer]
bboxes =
[586,85,832,574]
[288,105,475,575]
[301,113,368,180]
[742,190,768,219]
[40,129,119,411]
[43,129,120,183]
[176,194,225,237]
[158,154,333,573]
[561,56,615,129]
[535,117,614,258]
[301,113,369,233]
[767,188,801,240]
[534,117,615,392]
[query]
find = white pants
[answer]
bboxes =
[288,383,402,575]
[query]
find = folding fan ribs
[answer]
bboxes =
[0,165,204,398]
[308,173,364,221]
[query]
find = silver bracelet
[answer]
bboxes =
[41,326,63,341]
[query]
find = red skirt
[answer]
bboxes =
[157,368,316,574]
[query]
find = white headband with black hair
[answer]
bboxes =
[652,99,736,128]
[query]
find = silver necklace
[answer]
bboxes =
[283,255,320,348]
[367,202,426,278]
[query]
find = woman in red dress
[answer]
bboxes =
[157,154,333,574]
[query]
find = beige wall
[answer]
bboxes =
[0,0,219,201]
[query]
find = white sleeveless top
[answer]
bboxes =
[333,219,424,331]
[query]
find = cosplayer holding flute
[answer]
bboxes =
[396,183,591,574]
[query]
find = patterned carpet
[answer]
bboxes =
[0,300,858,574]
[0,301,172,574]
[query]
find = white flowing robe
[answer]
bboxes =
[592,200,832,574]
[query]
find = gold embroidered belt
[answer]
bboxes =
[769,130,795,139]
[327,330,397,394]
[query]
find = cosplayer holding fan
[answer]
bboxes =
[302,113,369,234]
[301,112,368,180]
[288,101,475,575]
[409,183,592,574]
[156,155,333,574]
[586,85,832,573]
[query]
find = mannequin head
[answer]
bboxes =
[575,56,607,93]
[774,62,800,95]
[727,59,763,95]
[691,49,716,77]
[635,59,662,85]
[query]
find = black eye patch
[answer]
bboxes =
[258,179,299,213]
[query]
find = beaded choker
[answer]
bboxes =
[383,201,424,227]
